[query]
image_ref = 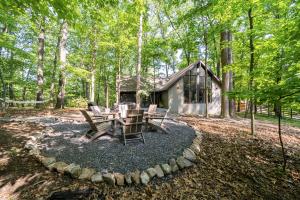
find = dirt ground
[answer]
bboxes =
[0,109,299,199]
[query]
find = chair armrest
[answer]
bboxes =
[117,118,126,125]
[93,119,115,124]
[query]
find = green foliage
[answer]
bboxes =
[66,96,88,108]
[0,0,298,111]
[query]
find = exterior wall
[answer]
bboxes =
[168,78,221,116]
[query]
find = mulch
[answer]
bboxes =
[0,110,299,199]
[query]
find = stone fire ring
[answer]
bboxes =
[24,118,203,186]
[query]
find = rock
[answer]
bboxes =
[154,165,164,178]
[91,172,103,183]
[114,173,125,186]
[103,173,115,185]
[161,164,171,175]
[146,168,157,178]
[24,140,37,150]
[49,162,68,173]
[29,148,40,156]
[193,136,202,145]
[125,172,132,185]
[190,143,201,155]
[79,168,96,180]
[64,163,81,178]
[183,148,196,162]
[176,156,193,169]
[140,171,150,185]
[176,157,185,169]
[41,157,56,166]
[195,130,202,137]
[131,170,141,184]
[169,158,179,173]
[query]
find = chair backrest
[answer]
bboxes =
[160,108,170,126]
[80,110,97,131]
[123,109,144,135]
[148,104,157,114]
[90,106,101,116]
[119,104,128,118]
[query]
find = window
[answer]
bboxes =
[183,67,212,104]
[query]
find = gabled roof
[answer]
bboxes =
[120,60,221,93]
[156,60,221,91]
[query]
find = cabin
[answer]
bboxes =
[120,60,222,116]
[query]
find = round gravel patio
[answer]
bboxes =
[36,117,196,174]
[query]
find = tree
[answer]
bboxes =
[248,7,255,135]
[136,11,143,109]
[220,30,232,118]
[36,18,45,108]
[55,21,68,109]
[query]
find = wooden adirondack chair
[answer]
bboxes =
[144,104,157,118]
[118,109,145,145]
[90,106,113,120]
[145,108,171,134]
[80,110,115,141]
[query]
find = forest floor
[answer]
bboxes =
[0,109,299,199]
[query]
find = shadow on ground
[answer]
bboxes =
[0,114,299,199]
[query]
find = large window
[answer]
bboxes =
[183,67,212,104]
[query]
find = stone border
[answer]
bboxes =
[24,120,203,186]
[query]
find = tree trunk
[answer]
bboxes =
[36,19,45,108]
[85,81,90,100]
[90,71,95,102]
[204,29,209,118]
[116,55,121,105]
[229,71,235,117]
[55,21,68,109]
[8,83,15,107]
[248,8,255,135]
[136,13,143,109]
[276,102,286,171]
[90,29,97,103]
[220,30,232,118]
[50,34,60,107]
[22,69,31,107]
[104,77,109,108]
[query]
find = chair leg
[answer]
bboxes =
[141,132,145,144]
[122,131,126,145]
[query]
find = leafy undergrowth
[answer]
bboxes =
[0,112,299,199]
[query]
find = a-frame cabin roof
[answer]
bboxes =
[120,60,221,93]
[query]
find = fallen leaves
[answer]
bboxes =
[0,112,299,199]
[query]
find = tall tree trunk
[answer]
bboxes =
[50,34,60,107]
[55,21,68,109]
[90,29,97,102]
[85,81,90,100]
[96,75,101,105]
[229,71,235,117]
[204,29,209,118]
[136,12,143,109]
[165,64,169,78]
[104,76,109,108]
[8,83,15,107]
[248,8,255,135]
[276,102,286,171]
[36,19,45,108]
[116,55,121,105]
[22,69,31,107]
[220,30,232,118]
[90,70,95,102]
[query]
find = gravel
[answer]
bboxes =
[36,117,195,174]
